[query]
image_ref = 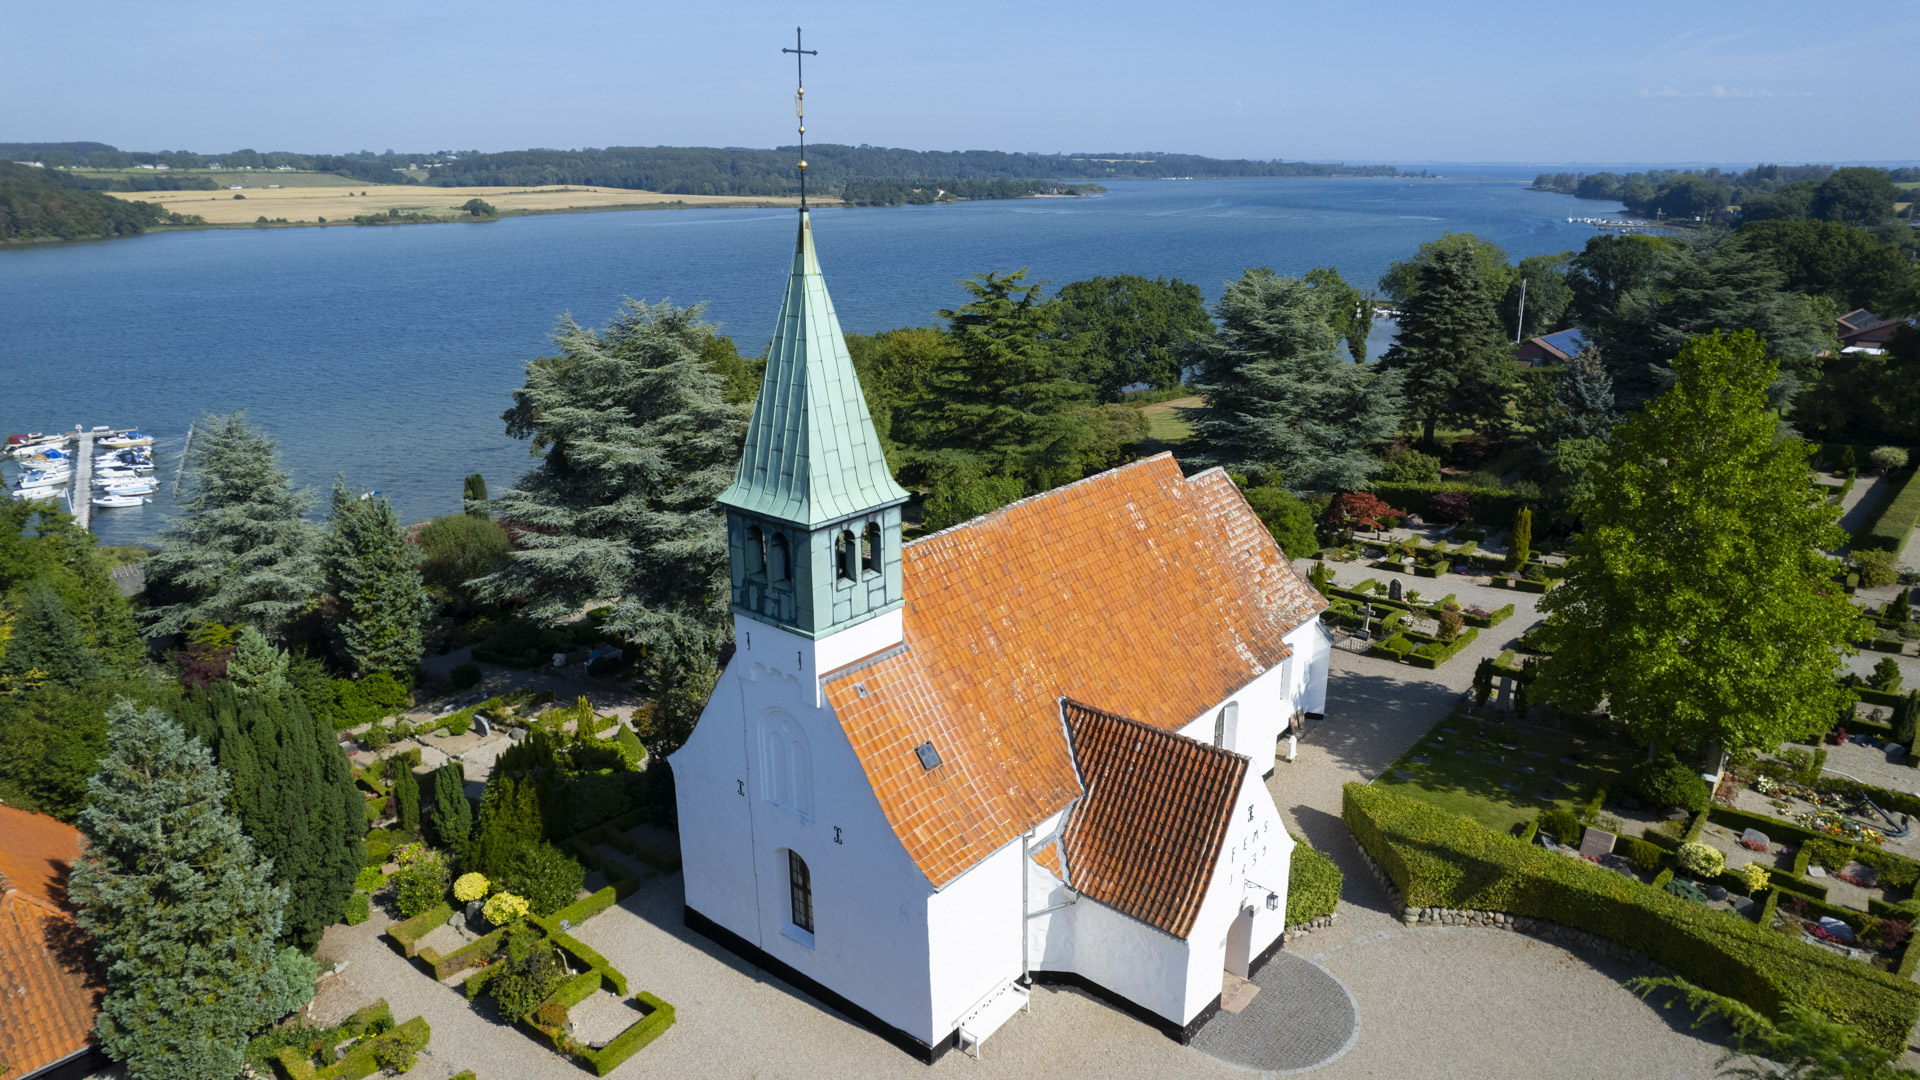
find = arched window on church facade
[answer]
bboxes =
[1213,701,1238,748]
[835,530,856,582]
[745,525,766,577]
[768,532,790,582]
[758,710,814,820]
[861,522,880,576]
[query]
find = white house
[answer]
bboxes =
[671,210,1332,1062]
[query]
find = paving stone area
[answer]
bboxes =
[1192,952,1357,1072]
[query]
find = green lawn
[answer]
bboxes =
[1377,713,1639,833]
[1139,395,1199,444]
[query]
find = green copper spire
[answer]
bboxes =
[719,211,908,527]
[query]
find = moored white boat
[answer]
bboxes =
[14,468,72,488]
[4,433,72,457]
[91,492,150,508]
[9,488,67,501]
[99,479,157,495]
[93,467,146,483]
[98,430,154,448]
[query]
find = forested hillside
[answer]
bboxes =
[0,162,197,242]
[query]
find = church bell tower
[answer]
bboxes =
[716,211,909,662]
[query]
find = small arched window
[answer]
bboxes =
[745,525,766,577]
[861,522,881,576]
[788,851,814,934]
[768,533,790,582]
[1214,701,1239,748]
[835,530,856,582]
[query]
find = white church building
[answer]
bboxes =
[671,210,1332,1062]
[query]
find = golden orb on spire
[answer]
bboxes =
[798,160,808,171]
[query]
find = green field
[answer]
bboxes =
[1139,396,1199,443]
[1376,713,1639,833]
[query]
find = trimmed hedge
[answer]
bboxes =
[386,902,454,958]
[1859,466,1920,554]
[1463,603,1515,629]
[1708,805,1920,889]
[271,1015,431,1080]
[420,926,506,980]
[1344,782,1920,1050]
[1409,627,1478,669]
[556,885,619,925]
[1286,838,1344,926]
[1486,575,1549,594]
[581,993,676,1076]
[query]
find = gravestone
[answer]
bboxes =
[473,716,491,738]
[1841,861,1880,887]
[1739,828,1771,851]
[1496,676,1513,710]
[1818,916,1855,943]
[1705,884,1728,901]
[1578,827,1617,858]
[1389,579,1403,602]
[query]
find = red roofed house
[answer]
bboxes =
[671,212,1331,1061]
[0,806,103,1080]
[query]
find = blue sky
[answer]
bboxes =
[4,0,1915,164]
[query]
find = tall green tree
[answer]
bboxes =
[1051,274,1214,397]
[324,481,431,679]
[1501,253,1574,342]
[1190,268,1404,489]
[1737,219,1918,315]
[477,300,746,671]
[1378,232,1517,312]
[462,473,489,519]
[1591,233,1829,409]
[1535,331,1862,754]
[431,763,472,851]
[0,500,143,670]
[908,270,1099,486]
[224,624,289,699]
[1565,233,1672,332]
[469,772,545,878]
[2,581,102,687]
[1301,266,1376,362]
[174,680,365,949]
[143,413,322,638]
[70,705,290,1080]
[1812,167,1899,229]
[1379,246,1516,445]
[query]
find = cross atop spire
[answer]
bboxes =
[782,27,817,210]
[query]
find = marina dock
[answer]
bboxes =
[73,429,94,530]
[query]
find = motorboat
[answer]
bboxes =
[98,479,157,495]
[9,487,66,501]
[94,469,146,485]
[15,468,71,488]
[98,430,154,448]
[99,475,157,492]
[95,456,154,472]
[4,433,71,457]
[91,492,149,508]
[20,447,73,465]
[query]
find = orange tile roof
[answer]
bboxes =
[0,807,100,1080]
[822,454,1322,889]
[1058,700,1246,938]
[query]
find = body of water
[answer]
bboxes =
[0,176,1627,545]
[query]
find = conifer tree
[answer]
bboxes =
[324,481,431,679]
[396,765,421,834]
[1379,246,1516,445]
[469,773,545,878]
[1189,268,1404,489]
[70,705,289,1080]
[432,763,472,851]
[225,625,289,698]
[175,681,365,948]
[477,300,746,672]
[1545,348,1619,444]
[143,413,322,638]
[463,473,489,518]
[1,581,102,687]
[1507,508,1532,572]
[0,500,143,671]
[1536,332,1862,754]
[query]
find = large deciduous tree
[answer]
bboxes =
[143,413,322,638]
[324,481,431,679]
[1378,246,1515,445]
[1051,273,1216,397]
[476,300,746,672]
[173,678,366,949]
[71,705,292,1080]
[1190,268,1404,489]
[1535,331,1861,756]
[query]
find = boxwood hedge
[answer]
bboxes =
[1343,782,1920,1050]
[1286,837,1343,926]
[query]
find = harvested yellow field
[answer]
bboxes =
[109,184,817,225]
